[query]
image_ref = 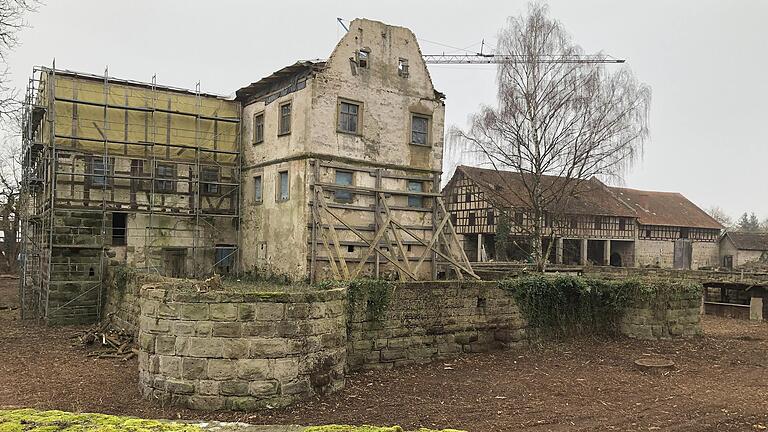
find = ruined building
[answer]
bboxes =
[20,19,472,324]
[444,166,723,269]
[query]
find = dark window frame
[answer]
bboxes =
[201,166,221,196]
[253,112,264,144]
[111,212,127,246]
[468,212,476,226]
[410,113,431,146]
[334,170,354,203]
[337,99,362,135]
[89,156,110,187]
[357,49,370,68]
[407,180,424,208]
[154,162,176,193]
[278,101,292,136]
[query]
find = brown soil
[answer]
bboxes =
[1,278,767,431]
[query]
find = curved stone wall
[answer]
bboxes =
[137,285,346,411]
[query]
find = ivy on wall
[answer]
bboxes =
[499,275,702,336]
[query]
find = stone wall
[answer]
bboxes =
[635,239,719,269]
[136,284,346,411]
[346,281,527,371]
[620,290,703,339]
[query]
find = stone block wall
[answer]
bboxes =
[137,285,346,411]
[620,291,702,339]
[346,281,527,371]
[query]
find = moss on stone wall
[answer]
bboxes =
[0,409,201,431]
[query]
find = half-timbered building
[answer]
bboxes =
[443,166,723,269]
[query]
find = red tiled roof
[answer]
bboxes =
[724,232,768,251]
[609,187,723,229]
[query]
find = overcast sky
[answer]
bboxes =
[8,0,767,221]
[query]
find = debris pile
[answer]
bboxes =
[74,321,137,360]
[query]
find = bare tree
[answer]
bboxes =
[452,3,650,271]
[0,138,19,272]
[706,206,733,229]
[0,0,39,123]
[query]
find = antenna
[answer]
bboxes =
[337,18,349,32]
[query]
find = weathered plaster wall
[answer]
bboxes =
[720,237,766,268]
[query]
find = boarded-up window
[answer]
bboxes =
[468,212,476,226]
[407,181,423,208]
[278,102,291,135]
[254,176,262,204]
[570,217,578,229]
[338,101,360,134]
[619,218,626,231]
[253,113,264,144]
[680,227,689,239]
[334,170,353,203]
[451,213,457,225]
[410,114,429,146]
[487,210,495,225]
[277,170,289,201]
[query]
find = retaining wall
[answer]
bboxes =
[130,277,703,411]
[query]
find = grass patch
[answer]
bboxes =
[0,409,200,431]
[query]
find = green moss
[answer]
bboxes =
[302,426,464,432]
[0,409,201,432]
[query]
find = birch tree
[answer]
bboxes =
[453,3,650,271]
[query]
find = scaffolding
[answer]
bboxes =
[19,65,242,324]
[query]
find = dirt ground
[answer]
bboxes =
[1,278,767,432]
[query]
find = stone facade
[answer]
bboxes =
[635,239,720,269]
[137,285,347,411]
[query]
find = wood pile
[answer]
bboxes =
[74,321,137,360]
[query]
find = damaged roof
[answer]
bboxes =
[235,60,326,104]
[453,166,636,218]
[610,187,723,229]
[723,232,768,251]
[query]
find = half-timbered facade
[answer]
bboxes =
[443,166,723,269]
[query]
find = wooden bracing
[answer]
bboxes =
[311,183,479,282]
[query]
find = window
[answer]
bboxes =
[570,217,578,229]
[91,157,108,187]
[155,163,176,193]
[278,102,291,135]
[645,228,652,238]
[253,175,262,204]
[407,181,424,208]
[487,210,495,225]
[619,218,626,231]
[450,213,458,225]
[130,159,146,191]
[594,216,603,230]
[277,170,289,201]
[201,167,220,195]
[112,212,127,246]
[468,212,476,226]
[680,227,689,239]
[337,100,361,134]
[253,113,264,144]
[410,114,430,146]
[357,49,370,68]
[514,211,524,225]
[398,58,409,77]
[465,192,471,202]
[334,170,353,203]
